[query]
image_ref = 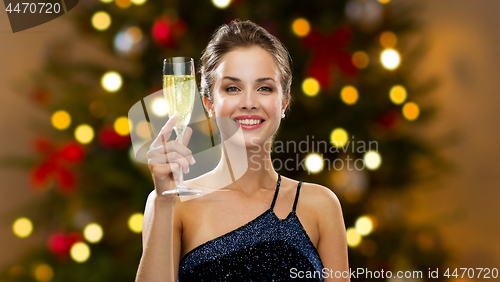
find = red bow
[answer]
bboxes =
[30,136,85,193]
[302,25,358,89]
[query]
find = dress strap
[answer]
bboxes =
[270,174,281,210]
[292,181,303,212]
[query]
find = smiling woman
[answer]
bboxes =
[135,20,349,282]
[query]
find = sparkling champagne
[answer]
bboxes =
[163,75,196,135]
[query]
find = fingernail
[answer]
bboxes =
[191,156,196,164]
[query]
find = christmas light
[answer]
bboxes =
[305,153,323,174]
[115,0,131,8]
[355,216,373,236]
[212,0,230,9]
[131,0,146,5]
[340,85,358,105]
[8,265,24,277]
[114,117,131,136]
[292,18,310,37]
[402,102,419,120]
[51,110,71,130]
[91,11,111,31]
[389,85,407,104]
[126,26,143,43]
[83,223,103,243]
[378,0,390,3]
[346,227,362,247]
[34,264,53,282]
[100,0,112,3]
[330,128,348,148]
[128,213,143,233]
[13,217,33,238]
[380,49,400,70]
[380,31,397,48]
[101,71,123,92]
[136,121,151,139]
[75,124,94,144]
[302,77,320,96]
[70,242,91,263]
[152,97,168,117]
[364,151,381,170]
[114,31,133,53]
[352,51,369,69]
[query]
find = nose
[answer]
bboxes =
[239,90,259,110]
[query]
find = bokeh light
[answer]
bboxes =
[380,31,397,48]
[305,153,324,174]
[13,217,33,238]
[212,0,230,9]
[115,0,131,8]
[346,227,362,247]
[152,97,168,117]
[355,216,374,236]
[114,117,131,136]
[128,213,144,233]
[126,26,143,43]
[340,85,359,105]
[364,151,382,170]
[51,110,71,130]
[131,0,146,5]
[34,264,53,282]
[402,102,420,120]
[101,71,123,92]
[378,0,390,3]
[83,223,103,243]
[74,124,94,144]
[292,18,310,37]
[100,0,113,3]
[8,265,25,277]
[114,31,133,53]
[352,51,369,69]
[70,242,91,263]
[330,128,348,148]
[389,85,407,104]
[380,49,400,70]
[302,77,320,96]
[136,121,152,139]
[91,11,111,31]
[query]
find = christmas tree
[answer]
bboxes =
[1,0,453,281]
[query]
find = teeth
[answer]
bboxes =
[236,119,262,125]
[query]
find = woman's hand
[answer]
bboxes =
[146,111,196,201]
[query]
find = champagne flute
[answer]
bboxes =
[162,57,202,196]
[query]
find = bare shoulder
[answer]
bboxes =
[299,182,344,226]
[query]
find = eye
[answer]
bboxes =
[226,86,240,92]
[258,86,273,92]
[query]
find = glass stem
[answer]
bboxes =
[177,131,185,190]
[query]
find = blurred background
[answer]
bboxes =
[1,0,499,281]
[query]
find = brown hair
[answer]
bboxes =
[200,19,293,112]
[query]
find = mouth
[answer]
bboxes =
[232,116,266,130]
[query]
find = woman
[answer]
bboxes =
[136,20,349,281]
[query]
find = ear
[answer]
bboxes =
[203,96,213,113]
[282,96,290,112]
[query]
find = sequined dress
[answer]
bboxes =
[177,174,324,281]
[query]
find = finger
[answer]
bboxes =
[148,141,194,164]
[182,126,193,147]
[150,154,190,173]
[150,111,180,149]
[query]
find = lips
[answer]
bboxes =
[233,115,266,130]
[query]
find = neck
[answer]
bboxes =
[211,136,279,194]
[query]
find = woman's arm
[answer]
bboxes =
[136,191,181,282]
[315,185,350,282]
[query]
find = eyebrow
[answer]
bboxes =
[223,76,276,83]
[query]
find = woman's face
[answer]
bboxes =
[206,46,287,148]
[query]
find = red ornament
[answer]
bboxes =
[30,137,85,193]
[301,25,358,89]
[98,126,130,149]
[48,231,83,257]
[152,16,177,48]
